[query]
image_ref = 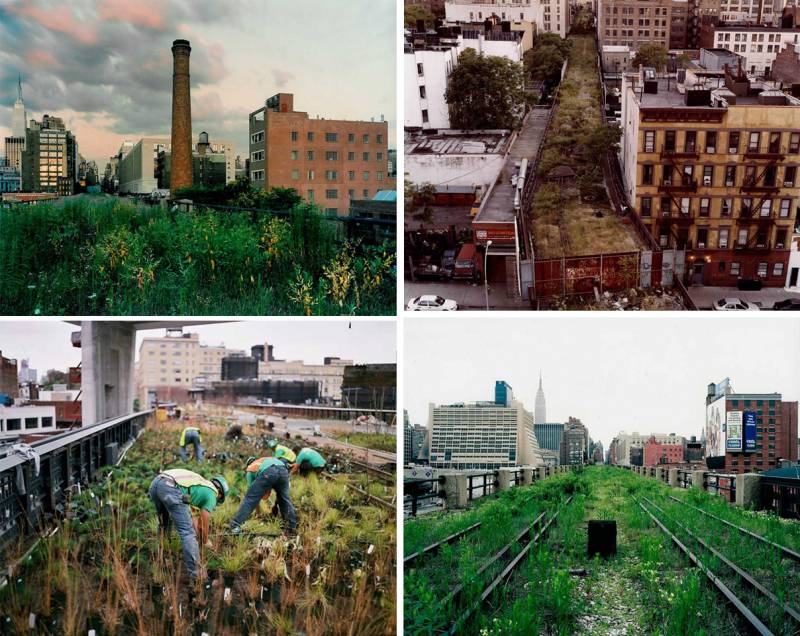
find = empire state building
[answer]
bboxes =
[535,372,546,424]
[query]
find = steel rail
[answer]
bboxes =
[404,521,483,569]
[639,500,774,636]
[322,473,395,512]
[668,495,800,564]
[348,459,394,484]
[449,496,573,635]
[644,498,800,625]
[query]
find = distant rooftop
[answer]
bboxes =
[713,24,800,32]
[603,45,631,53]
[405,130,511,155]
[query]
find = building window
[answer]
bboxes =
[325,207,337,214]
[325,132,338,142]
[363,134,370,143]
[25,417,38,429]
[363,171,370,181]
[731,261,741,276]
[697,228,708,248]
[757,262,768,277]
[291,131,298,141]
[789,133,800,153]
[325,189,338,199]
[699,198,710,216]
[737,228,748,246]
[362,152,370,161]
[719,228,729,248]
[644,131,655,152]
[348,189,355,198]
[348,170,355,180]
[776,228,787,248]
[325,170,337,180]
[728,131,740,154]
[660,197,671,215]
[42,417,53,428]
[307,150,314,160]
[363,188,370,197]
[705,131,717,153]
[774,262,784,277]
[664,130,676,152]
[685,131,697,153]
[417,63,424,76]
[748,131,760,152]
[760,199,771,217]
[307,189,314,201]
[377,134,383,144]
[7,418,20,431]
[377,152,383,161]
[307,132,314,141]
[307,169,315,180]
[640,197,652,216]
[422,109,429,123]
[325,151,338,161]
[419,85,426,99]
[642,165,653,185]
[251,150,264,162]
[725,165,736,186]
[680,197,690,215]
[377,171,384,181]
[251,131,264,144]
[348,133,355,143]
[291,150,298,160]
[784,166,796,187]
[348,152,355,161]
[291,169,299,180]
[251,169,264,181]
[703,165,713,186]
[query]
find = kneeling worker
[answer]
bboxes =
[290,447,326,476]
[231,456,297,535]
[149,468,229,580]
[267,438,296,464]
[179,425,204,462]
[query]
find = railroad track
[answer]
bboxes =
[322,472,396,512]
[404,521,482,570]
[348,458,395,484]
[640,497,800,635]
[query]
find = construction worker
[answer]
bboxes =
[230,456,297,535]
[148,468,229,580]
[179,426,204,462]
[290,447,326,476]
[267,438,296,464]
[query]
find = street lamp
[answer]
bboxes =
[484,240,492,311]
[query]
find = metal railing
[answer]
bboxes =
[677,469,693,488]
[467,472,498,501]
[706,472,737,503]
[760,474,800,519]
[0,410,152,555]
[404,476,445,517]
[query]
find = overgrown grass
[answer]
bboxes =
[328,431,396,453]
[0,412,396,635]
[0,197,395,315]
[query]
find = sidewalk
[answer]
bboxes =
[686,285,800,310]
[405,281,529,311]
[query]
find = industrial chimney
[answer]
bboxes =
[170,39,193,191]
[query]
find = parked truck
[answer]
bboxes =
[452,243,479,280]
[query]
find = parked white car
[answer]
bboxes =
[711,298,760,311]
[406,295,458,311]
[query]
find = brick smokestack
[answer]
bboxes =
[170,39,193,191]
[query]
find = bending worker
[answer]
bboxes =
[179,425,204,462]
[289,446,326,476]
[230,456,297,535]
[267,438,296,464]
[148,468,229,580]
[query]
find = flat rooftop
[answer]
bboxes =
[405,130,511,156]
[634,77,800,107]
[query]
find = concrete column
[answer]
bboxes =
[81,321,137,427]
[538,466,548,482]
[692,470,707,490]
[170,39,193,191]
[522,467,534,486]
[441,473,469,508]
[497,468,512,491]
[655,467,664,482]
[735,473,761,508]
[668,468,679,488]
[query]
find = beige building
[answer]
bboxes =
[619,65,800,287]
[259,356,353,402]
[598,0,673,50]
[613,431,685,465]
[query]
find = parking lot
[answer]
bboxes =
[687,285,800,310]
[405,280,530,311]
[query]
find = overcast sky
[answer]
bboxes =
[405,316,800,449]
[0,0,396,166]
[0,320,396,378]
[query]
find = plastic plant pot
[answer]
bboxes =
[86,613,104,635]
[223,573,235,588]
[206,569,219,581]
[270,581,282,605]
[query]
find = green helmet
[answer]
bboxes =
[211,475,229,503]
[267,439,278,449]
[245,456,257,467]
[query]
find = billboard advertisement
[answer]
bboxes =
[705,394,726,458]
[744,411,757,452]
[726,410,743,451]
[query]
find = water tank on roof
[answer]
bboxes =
[199,131,209,144]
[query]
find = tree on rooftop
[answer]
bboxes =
[632,43,669,72]
[446,48,528,130]
[405,5,436,28]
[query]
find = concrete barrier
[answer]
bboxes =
[522,467,535,486]
[538,466,548,482]
[655,467,664,482]
[735,473,761,508]
[441,473,469,508]
[497,468,513,491]
[692,470,707,491]
[668,468,679,488]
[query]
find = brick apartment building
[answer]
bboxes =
[0,352,17,400]
[619,65,800,286]
[643,434,685,465]
[725,393,798,473]
[248,93,391,216]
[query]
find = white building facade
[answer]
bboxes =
[405,41,460,130]
[445,0,565,37]
[0,405,57,438]
[712,26,800,76]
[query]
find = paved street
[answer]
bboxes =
[405,280,530,310]
[686,285,800,310]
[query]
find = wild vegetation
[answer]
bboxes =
[0,195,395,316]
[328,432,396,454]
[405,466,799,635]
[0,415,396,635]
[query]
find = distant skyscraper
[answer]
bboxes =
[535,371,547,424]
[12,75,26,138]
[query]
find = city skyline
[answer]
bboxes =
[0,0,396,167]
[405,316,800,449]
[0,321,396,379]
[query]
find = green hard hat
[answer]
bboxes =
[267,439,278,449]
[211,475,229,502]
[245,456,257,467]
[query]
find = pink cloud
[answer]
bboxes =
[97,0,165,30]
[7,1,98,45]
[25,49,58,68]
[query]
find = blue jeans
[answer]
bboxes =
[179,430,204,462]
[149,475,201,579]
[231,465,297,531]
